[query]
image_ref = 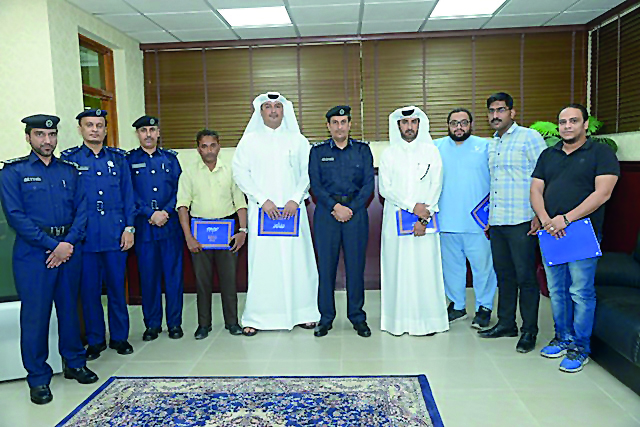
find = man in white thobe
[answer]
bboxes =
[379,106,449,336]
[232,92,320,335]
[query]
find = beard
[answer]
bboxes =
[449,129,471,142]
[401,130,417,142]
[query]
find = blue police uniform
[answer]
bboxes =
[61,144,135,348]
[0,152,87,387]
[309,137,374,327]
[126,146,183,330]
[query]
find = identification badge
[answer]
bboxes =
[132,163,146,169]
[23,177,42,183]
[77,166,89,171]
[396,209,439,235]
[191,219,235,250]
[258,208,300,237]
[321,157,334,162]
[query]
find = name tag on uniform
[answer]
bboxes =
[258,208,300,236]
[321,157,334,162]
[396,209,439,235]
[471,194,490,229]
[23,177,42,183]
[191,218,234,250]
[77,166,89,171]
[132,163,146,169]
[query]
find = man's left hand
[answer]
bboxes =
[413,221,426,237]
[544,216,567,239]
[121,230,134,251]
[230,231,246,253]
[149,210,169,227]
[282,200,299,219]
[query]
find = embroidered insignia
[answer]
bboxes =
[23,177,42,183]
[321,157,335,162]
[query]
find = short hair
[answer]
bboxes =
[486,92,514,109]
[447,108,473,124]
[196,129,219,146]
[78,116,108,127]
[559,103,589,122]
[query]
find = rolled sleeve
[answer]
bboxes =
[232,182,248,211]
[175,170,193,210]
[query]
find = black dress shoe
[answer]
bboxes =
[225,324,243,336]
[477,324,518,338]
[194,325,212,340]
[109,340,134,355]
[85,342,107,361]
[142,327,162,341]
[353,322,372,337]
[516,332,537,353]
[313,323,332,337]
[168,326,184,339]
[63,366,99,384]
[30,385,53,405]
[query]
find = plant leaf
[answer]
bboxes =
[530,121,560,138]
[587,116,604,134]
[592,136,618,153]
[545,136,561,147]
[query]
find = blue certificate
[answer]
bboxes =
[471,194,490,229]
[396,209,439,236]
[537,218,602,266]
[191,218,235,250]
[258,208,300,237]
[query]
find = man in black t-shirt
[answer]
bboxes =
[530,103,619,373]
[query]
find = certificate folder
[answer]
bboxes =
[471,194,490,229]
[537,218,602,266]
[258,208,300,237]
[396,209,439,236]
[191,218,234,250]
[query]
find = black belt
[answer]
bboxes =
[41,224,72,237]
[331,194,355,204]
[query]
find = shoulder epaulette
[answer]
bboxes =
[312,140,330,147]
[62,146,81,155]
[163,148,178,156]
[354,139,370,145]
[2,155,30,165]
[105,146,127,156]
[126,147,139,157]
[59,159,80,169]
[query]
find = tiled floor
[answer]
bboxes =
[1,290,639,427]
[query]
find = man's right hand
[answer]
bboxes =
[413,203,431,220]
[262,200,279,220]
[46,242,74,269]
[332,204,353,222]
[149,210,169,227]
[187,235,203,253]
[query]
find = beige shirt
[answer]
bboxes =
[176,158,247,219]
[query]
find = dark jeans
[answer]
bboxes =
[489,222,540,335]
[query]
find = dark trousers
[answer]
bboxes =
[81,250,129,345]
[191,249,238,327]
[13,239,86,387]
[314,206,368,326]
[135,234,184,329]
[489,222,540,335]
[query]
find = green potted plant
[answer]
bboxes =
[530,116,618,153]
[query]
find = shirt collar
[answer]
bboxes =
[552,137,594,152]
[329,138,353,149]
[81,143,104,158]
[493,122,519,139]
[197,158,224,172]
[28,151,58,166]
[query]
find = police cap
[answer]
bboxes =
[132,115,159,129]
[21,114,60,130]
[326,105,351,122]
[76,109,108,121]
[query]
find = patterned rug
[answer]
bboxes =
[57,375,443,426]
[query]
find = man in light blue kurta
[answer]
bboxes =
[434,108,497,329]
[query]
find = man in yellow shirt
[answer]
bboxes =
[176,129,248,340]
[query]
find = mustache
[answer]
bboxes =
[491,119,502,124]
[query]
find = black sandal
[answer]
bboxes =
[297,322,317,330]
[242,327,258,337]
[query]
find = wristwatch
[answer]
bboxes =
[562,215,571,226]
[239,227,248,234]
[124,226,136,234]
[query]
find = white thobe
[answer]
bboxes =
[379,141,449,336]
[232,126,320,330]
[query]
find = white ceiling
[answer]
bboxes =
[65,0,625,44]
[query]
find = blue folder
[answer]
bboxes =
[537,218,602,266]
[396,209,439,235]
[258,207,300,237]
[471,194,490,229]
[191,218,235,250]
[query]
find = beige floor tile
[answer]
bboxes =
[114,361,196,377]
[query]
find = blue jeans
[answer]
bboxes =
[541,254,599,354]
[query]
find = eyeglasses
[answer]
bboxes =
[488,107,510,114]
[448,120,470,128]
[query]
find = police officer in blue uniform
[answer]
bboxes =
[61,109,136,359]
[126,115,184,341]
[309,106,375,337]
[0,115,98,404]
